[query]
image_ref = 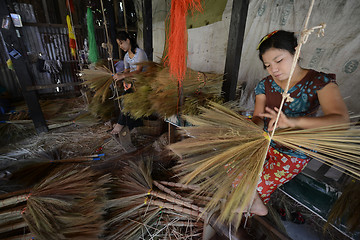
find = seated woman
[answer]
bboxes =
[111,31,148,134]
[248,30,349,215]
[111,79,143,135]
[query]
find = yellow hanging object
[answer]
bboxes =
[6,59,14,70]
[66,15,76,58]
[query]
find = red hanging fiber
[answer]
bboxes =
[165,0,202,85]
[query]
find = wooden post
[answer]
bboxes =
[222,0,249,102]
[105,0,119,60]
[142,0,153,61]
[0,0,48,133]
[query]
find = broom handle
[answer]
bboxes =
[153,181,193,203]
[158,181,200,191]
[0,194,29,208]
[0,221,28,234]
[150,190,204,213]
[150,199,206,220]
[0,209,24,225]
[1,233,33,240]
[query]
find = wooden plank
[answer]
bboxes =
[142,0,153,61]
[222,0,250,101]
[0,0,48,133]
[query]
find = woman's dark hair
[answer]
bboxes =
[258,30,297,68]
[116,31,139,54]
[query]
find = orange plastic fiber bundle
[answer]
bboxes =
[166,0,202,85]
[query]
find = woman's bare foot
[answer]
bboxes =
[248,194,268,216]
[235,193,268,216]
[110,123,124,134]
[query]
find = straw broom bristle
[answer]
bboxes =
[104,159,205,240]
[80,67,114,103]
[88,97,115,121]
[23,165,109,240]
[121,62,223,119]
[169,102,360,227]
[325,180,360,232]
[0,122,35,145]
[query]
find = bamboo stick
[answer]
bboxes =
[0,221,28,234]
[0,194,29,209]
[158,181,200,191]
[150,190,204,213]
[149,199,206,220]
[0,209,24,225]
[153,181,193,203]
[1,233,33,240]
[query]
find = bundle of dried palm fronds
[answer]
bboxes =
[104,159,205,240]
[0,165,109,240]
[325,179,360,232]
[80,66,114,103]
[169,102,360,227]
[121,62,223,119]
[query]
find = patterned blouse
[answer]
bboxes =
[255,69,337,158]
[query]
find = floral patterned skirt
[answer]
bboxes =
[256,146,310,203]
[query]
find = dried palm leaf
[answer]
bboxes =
[80,66,114,103]
[325,180,360,232]
[169,102,360,227]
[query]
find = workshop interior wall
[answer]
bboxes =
[238,0,360,116]
[151,0,360,116]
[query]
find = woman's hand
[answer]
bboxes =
[260,107,296,131]
[113,72,125,82]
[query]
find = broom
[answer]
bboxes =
[169,102,360,227]
[104,159,205,240]
[121,62,223,119]
[0,165,109,240]
[325,179,360,232]
[80,66,114,103]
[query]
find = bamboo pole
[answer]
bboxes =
[158,181,200,191]
[150,190,204,213]
[150,199,205,220]
[1,233,33,240]
[0,194,29,209]
[153,181,193,203]
[0,221,28,234]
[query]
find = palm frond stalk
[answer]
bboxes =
[169,102,360,227]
